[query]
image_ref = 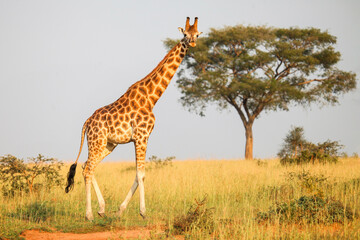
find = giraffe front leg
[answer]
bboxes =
[117,175,138,217]
[116,139,148,219]
[135,139,147,219]
[137,167,146,219]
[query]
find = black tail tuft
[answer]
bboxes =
[65,163,77,193]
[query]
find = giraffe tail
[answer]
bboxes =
[65,118,89,193]
[65,163,77,193]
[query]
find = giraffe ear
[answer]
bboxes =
[198,32,203,36]
[178,27,185,34]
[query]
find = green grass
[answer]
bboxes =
[1,158,360,239]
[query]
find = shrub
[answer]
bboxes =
[257,194,354,224]
[285,170,328,197]
[121,155,175,173]
[257,170,357,225]
[256,159,268,167]
[170,195,214,235]
[278,126,343,165]
[9,201,57,223]
[148,155,175,168]
[0,154,63,197]
[278,126,307,159]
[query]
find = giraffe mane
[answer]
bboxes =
[127,42,180,90]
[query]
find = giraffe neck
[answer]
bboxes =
[124,39,189,108]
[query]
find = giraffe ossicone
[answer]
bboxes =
[65,17,202,221]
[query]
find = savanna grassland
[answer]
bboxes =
[1,158,360,239]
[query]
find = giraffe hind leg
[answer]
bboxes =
[92,175,106,217]
[83,142,116,221]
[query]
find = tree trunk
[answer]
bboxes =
[231,101,255,160]
[244,123,254,160]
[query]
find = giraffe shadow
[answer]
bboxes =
[93,211,149,227]
[92,214,118,227]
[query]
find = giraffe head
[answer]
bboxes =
[178,17,202,47]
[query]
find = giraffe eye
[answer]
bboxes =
[183,34,186,37]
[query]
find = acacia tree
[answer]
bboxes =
[164,26,356,159]
[278,126,307,159]
[278,126,344,165]
[0,154,63,196]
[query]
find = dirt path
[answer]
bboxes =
[20,228,154,240]
[19,228,184,240]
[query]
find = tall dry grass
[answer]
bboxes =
[0,158,360,239]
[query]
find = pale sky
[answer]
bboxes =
[0,0,359,161]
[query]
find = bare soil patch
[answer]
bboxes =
[20,228,154,240]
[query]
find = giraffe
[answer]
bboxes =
[65,17,202,221]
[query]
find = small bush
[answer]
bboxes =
[257,170,357,225]
[257,194,354,224]
[148,155,174,168]
[0,154,63,197]
[170,195,214,235]
[286,170,328,197]
[261,170,330,203]
[278,126,343,165]
[256,159,268,167]
[121,155,175,173]
[280,141,342,165]
[9,201,56,223]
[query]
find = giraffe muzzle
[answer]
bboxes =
[189,42,196,47]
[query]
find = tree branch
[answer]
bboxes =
[275,63,295,82]
[261,65,274,79]
[224,95,248,124]
[246,67,258,76]
[275,55,283,76]
[296,78,324,85]
[253,103,265,119]
[242,99,252,122]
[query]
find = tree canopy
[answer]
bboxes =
[164,25,356,159]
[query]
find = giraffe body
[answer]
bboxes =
[65,17,201,221]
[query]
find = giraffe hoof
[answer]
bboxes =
[98,212,106,218]
[113,209,122,218]
[140,212,147,220]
